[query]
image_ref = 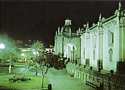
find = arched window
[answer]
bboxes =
[93,49,95,60]
[108,31,114,46]
[83,48,85,58]
[72,46,75,61]
[109,49,113,62]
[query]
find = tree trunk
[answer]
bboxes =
[35,69,38,76]
[9,64,12,74]
[41,75,44,90]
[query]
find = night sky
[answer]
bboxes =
[0,1,125,46]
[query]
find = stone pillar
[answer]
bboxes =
[117,3,125,74]
[97,14,103,71]
[119,13,125,62]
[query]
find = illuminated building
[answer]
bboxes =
[81,2,125,73]
[54,2,125,74]
[54,19,81,64]
[54,2,125,90]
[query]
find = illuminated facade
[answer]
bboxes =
[54,2,125,90]
[54,19,81,64]
[54,2,125,73]
[81,3,125,72]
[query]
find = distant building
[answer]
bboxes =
[18,48,34,62]
[16,40,40,62]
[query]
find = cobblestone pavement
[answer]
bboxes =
[47,68,95,90]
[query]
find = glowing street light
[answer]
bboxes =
[32,49,39,56]
[21,53,25,57]
[0,43,5,49]
[21,53,27,62]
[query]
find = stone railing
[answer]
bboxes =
[66,63,125,90]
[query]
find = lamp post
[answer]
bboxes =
[0,35,18,74]
[0,43,11,73]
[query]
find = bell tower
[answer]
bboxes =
[64,18,72,26]
[64,18,72,34]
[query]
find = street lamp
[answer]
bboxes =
[32,49,39,56]
[21,53,27,62]
[0,43,5,49]
[21,53,25,57]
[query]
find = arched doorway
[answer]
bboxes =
[64,43,76,62]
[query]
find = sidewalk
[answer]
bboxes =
[47,68,95,90]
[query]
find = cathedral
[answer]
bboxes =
[54,2,125,90]
[54,19,81,64]
[54,2,125,73]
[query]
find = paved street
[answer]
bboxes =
[47,68,94,90]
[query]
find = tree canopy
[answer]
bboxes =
[31,40,45,57]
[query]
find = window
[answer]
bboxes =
[93,34,96,48]
[108,31,114,46]
[93,49,95,60]
[109,49,113,62]
[83,48,85,58]
[86,59,90,66]
[97,60,103,71]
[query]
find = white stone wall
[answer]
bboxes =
[81,34,85,65]
[103,16,119,72]
[80,14,125,72]
[54,34,64,56]
[81,26,99,69]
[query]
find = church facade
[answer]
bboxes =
[54,2,125,73]
[54,19,81,64]
[54,2,125,90]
